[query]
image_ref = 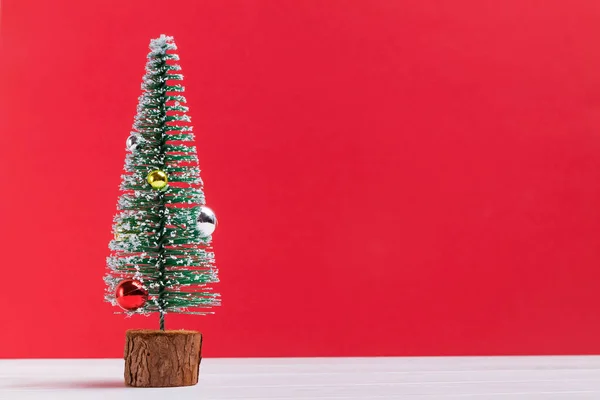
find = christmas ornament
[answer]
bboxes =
[147,169,168,189]
[114,227,125,241]
[115,279,148,311]
[114,232,133,241]
[126,135,139,152]
[197,206,217,237]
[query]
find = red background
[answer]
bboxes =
[2,0,600,358]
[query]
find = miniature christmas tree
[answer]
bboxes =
[104,35,220,387]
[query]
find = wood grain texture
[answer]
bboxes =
[124,329,202,387]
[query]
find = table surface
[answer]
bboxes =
[2,357,600,399]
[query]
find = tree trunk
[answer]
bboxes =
[124,329,202,387]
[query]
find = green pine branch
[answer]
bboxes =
[105,35,220,329]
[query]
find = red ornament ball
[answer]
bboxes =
[115,279,148,311]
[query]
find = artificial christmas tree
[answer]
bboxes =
[104,35,220,387]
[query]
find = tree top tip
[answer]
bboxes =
[149,34,177,55]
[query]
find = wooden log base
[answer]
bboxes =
[124,329,202,387]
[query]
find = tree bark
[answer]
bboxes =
[124,329,202,387]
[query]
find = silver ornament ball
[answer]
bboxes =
[197,206,217,237]
[126,135,139,152]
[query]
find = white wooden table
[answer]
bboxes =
[2,357,600,399]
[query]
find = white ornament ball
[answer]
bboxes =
[197,206,217,237]
[126,135,139,152]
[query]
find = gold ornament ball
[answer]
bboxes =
[115,232,132,241]
[147,170,168,189]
